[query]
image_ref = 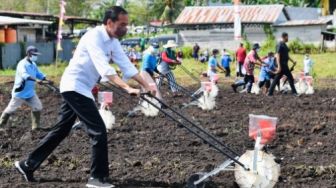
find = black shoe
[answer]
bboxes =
[15,161,36,182]
[231,84,237,93]
[86,177,115,188]
[293,93,300,97]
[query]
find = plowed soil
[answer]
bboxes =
[0,81,335,188]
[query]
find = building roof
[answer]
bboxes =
[275,16,333,26]
[174,5,285,25]
[284,7,320,20]
[0,16,52,26]
[0,10,54,19]
[0,10,101,25]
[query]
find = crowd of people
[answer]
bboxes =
[193,32,314,96]
[0,6,315,188]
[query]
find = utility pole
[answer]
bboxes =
[233,0,242,40]
[47,0,50,14]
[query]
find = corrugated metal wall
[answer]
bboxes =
[0,43,22,69]
[58,39,75,62]
[0,40,75,69]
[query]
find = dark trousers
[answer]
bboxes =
[26,91,109,178]
[224,67,230,77]
[258,79,271,88]
[157,71,178,93]
[234,75,254,93]
[268,69,297,95]
[236,62,244,77]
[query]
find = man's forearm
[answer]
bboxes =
[107,75,131,90]
[132,73,150,88]
[276,53,281,71]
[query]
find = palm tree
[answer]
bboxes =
[150,0,184,24]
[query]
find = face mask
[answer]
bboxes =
[152,48,159,55]
[30,55,38,62]
[256,49,260,53]
[115,27,127,38]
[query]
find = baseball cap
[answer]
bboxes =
[26,46,41,55]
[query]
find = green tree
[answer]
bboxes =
[149,0,184,24]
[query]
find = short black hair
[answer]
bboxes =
[282,32,288,38]
[212,49,219,55]
[103,6,128,24]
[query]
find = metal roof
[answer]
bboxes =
[0,16,52,26]
[0,10,101,24]
[275,16,333,26]
[284,7,319,20]
[0,10,54,18]
[174,5,285,25]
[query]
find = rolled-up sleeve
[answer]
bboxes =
[111,40,138,80]
[86,37,117,77]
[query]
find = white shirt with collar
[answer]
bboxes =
[60,25,138,100]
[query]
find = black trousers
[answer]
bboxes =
[234,75,254,93]
[258,79,271,88]
[26,91,109,178]
[268,69,297,95]
[236,62,244,77]
[224,67,230,77]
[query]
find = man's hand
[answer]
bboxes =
[126,87,140,96]
[38,80,53,85]
[143,83,157,96]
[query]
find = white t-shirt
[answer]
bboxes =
[303,58,313,74]
[60,25,138,100]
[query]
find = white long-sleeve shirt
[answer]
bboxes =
[60,25,138,100]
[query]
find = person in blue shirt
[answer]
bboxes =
[207,49,224,81]
[258,52,277,94]
[221,49,232,77]
[0,46,52,130]
[141,43,160,77]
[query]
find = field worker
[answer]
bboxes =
[231,43,263,93]
[15,6,155,188]
[0,46,52,131]
[303,54,313,76]
[208,49,225,81]
[157,40,181,97]
[235,43,246,77]
[193,43,200,61]
[221,49,232,77]
[142,43,160,77]
[258,52,277,94]
[268,32,298,96]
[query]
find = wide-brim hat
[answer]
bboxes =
[163,40,178,48]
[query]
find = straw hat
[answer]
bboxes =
[163,40,178,48]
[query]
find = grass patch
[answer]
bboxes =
[1,53,335,86]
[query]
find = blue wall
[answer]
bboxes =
[0,40,75,69]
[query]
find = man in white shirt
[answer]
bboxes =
[15,6,154,188]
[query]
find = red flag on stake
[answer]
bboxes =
[57,0,66,51]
